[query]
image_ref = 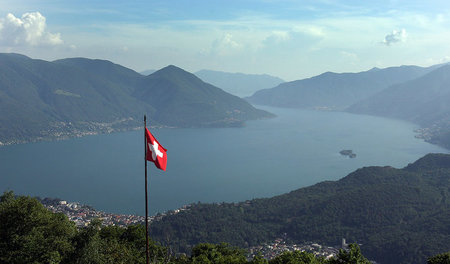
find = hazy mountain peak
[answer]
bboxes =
[140,69,156,76]
[247,63,440,109]
[53,57,130,71]
[0,53,31,60]
[148,65,205,86]
[195,69,284,97]
[152,65,191,76]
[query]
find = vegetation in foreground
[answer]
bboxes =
[149,153,450,264]
[1,191,449,264]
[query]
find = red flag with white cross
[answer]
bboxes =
[145,128,167,171]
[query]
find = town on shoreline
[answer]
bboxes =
[38,197,345,260]
[37,196,191,228]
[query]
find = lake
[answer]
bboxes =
[0,106,447,215]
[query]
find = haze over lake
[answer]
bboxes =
[0,106,447,215]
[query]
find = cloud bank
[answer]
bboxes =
[0,12,63,46]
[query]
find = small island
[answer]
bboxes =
[340,149,356,158]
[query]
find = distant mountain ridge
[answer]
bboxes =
[347,64,450,149]
[347,64,450,126]
[149,153,450,264]
[134,65,272,127]
[0,53,272,144]
[140,69,156,76]
[195,70,284,97]
[246,64,440,109]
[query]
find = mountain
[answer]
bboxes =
[246,65,439,110]
[347,64,450,126]
[347,64,450,149]
[0,54,147,143]
[195,70,284,97]
[140,69,156,76]
[134,65,274,127]
[0,53,272,144]
[149,153,450,264]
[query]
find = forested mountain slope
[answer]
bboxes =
[150,153,450,264]
[0,53,272,144]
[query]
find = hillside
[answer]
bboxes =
[246,65,438,110]
[0,53,272,144]
[195,70,284,97]
[149,153,450,264]
[134,66,274,127]
[347,64,450,149]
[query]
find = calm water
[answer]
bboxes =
[0,107,447,215]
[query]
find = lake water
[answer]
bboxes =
[0,107,448,215]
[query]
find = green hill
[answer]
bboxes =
[149,153,450,264]
[134,65,273,127]
[246,65,438,110]
[0,53,272,144]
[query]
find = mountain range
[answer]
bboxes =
[347,64,450,148]
[195,70,284,97]
[149,153,450,264]
[246,64,440,110]
[245,63,450,150]
[0,53,272,144]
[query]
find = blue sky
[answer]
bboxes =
[1,0,450,80]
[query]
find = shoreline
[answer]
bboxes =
[2,122,448,152]
[38,196,192,228]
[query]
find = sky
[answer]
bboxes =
[0,0,450,81]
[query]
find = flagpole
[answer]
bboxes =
[144,115,150,264]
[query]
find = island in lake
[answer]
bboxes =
[340,149,356,158]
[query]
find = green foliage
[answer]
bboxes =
[68,219,170,264]
[2,153,449,264]
[189,243,248,264]
[0,191,171,264]
[269,251,324,264]
[0,191,392,264]
[150,154,450,264]
[427,252,450,264]
[327,244,370,264]
[249,254,269,264]
[0,191,76,263]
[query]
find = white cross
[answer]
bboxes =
[148,140,163,160]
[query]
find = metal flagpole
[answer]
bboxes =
[144,115,150,264]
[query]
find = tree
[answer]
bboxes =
[190,243,248,264]
[427,252,450,264]
[249,254,268,264]
[69,219,169,264]
[327,244,370,264]
[0,191,76,264]
[269,251,325,264]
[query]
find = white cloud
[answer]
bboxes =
[293,25,325,37]
[340,51,358,61]
[382,29,407,46]
[268,31,290,42]
[441,56,450,63]
[209,33,242,56]
[220,33,240,49]
[0,12,63,46]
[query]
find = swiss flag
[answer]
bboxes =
[145,128,167,171]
